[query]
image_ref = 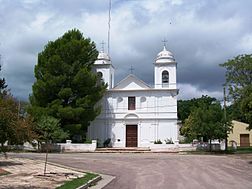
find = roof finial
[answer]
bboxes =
[100,41,106,52]
[130,65,134,74]
[162,38,167,50]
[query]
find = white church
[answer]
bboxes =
[87,45,179,147]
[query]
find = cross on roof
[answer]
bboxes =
[162,38,168,48]
[100,41,106,52]
[130,65,134,74]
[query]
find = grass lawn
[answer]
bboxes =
[234,147,252,153]
[184,146,252,155]
[0,168,10,176]
[56,172,98,189]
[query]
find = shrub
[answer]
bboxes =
[154,139,162,144]
[84,138,92,144]
[164,138,174,144]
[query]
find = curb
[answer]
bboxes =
[93,151,179,153]
[46,161,114,189]
[76,175,102,189]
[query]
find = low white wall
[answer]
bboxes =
[150,143,196,152]
[48,140,97,152]
[6,141,38,151]
[178,144,196,151]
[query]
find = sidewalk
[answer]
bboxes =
[0,157,85,189]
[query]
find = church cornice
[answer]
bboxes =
[108,88,179,93]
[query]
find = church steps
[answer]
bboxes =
[95,147,180,153]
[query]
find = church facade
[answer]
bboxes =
[87,46,179,147]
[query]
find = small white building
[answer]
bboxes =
[87,46,179,147]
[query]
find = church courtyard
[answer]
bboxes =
[8,152,252,189]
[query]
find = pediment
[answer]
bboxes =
[113,74,150,90]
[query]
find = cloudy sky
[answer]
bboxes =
[0,0,252,101]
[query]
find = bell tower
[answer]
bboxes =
[154,45,177,89]
[93,50,114,89]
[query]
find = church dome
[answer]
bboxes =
[94,51,111,65]
[97,51,110,61]
[156,46,175,63]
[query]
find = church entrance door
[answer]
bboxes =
[126,125,138,147]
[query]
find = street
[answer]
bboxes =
[12,153,252,189]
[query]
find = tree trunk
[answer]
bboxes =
[1,142,7,159]
[44,143,48,175]
[225,135,228,152]
[209,139,212,152]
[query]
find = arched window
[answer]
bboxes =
[162,70,169,83]
[97,72,104,84]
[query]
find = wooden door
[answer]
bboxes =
[126,125,138,147]
[240,134,250,147]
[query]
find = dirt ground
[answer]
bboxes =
[0,157,84,189]
[0,168,9,176]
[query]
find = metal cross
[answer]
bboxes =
[162,38,168,47]
[100,41,106,52]
[130,65,134,74]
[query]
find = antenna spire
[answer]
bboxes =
[107,0,112,55]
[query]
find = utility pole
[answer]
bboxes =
[18,100,21,120]
[223,87,228,151]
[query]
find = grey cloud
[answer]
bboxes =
[1,0,252,101]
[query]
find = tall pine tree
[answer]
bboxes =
[29,29,107,142]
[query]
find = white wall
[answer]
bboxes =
[88,119,178,148]
[96,90,177,120]
[45,140,97,152]
[88,75,178,148]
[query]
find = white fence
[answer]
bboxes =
[42,140,97,152]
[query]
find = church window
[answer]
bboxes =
[97,72,103,84]
[117,97,123,103]
[162,70,169,83]
[140,97,146,102]
[128,96,135,110]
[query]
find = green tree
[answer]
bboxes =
[0,95,36,157]
[0,66,36,157]
[36,115,68,175]
[0,64,8,98]
[29,29,107,142]
[178,95,216,123]
[182,102,231,151]
[220,54,252,129]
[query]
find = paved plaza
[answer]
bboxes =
[9,153,252,189]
